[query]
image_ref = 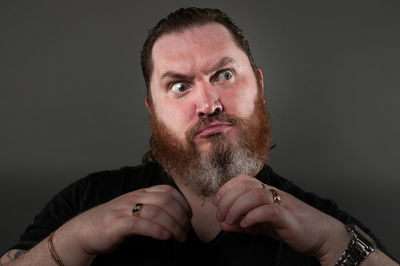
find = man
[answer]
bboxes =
[1,7,398,266]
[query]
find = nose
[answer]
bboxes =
[195,84,223,117]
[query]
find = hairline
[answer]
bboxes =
[146,21,259,102]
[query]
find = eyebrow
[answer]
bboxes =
[209,56,235,74]
[160,56,235,81]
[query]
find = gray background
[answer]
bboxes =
[1,0,399,260]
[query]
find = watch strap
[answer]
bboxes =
[335,224,377,266]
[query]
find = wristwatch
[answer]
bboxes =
[335,224,377,266]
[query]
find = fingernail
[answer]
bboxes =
[240,219,247,228]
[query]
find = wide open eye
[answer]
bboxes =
[221,69,233,80]
[214,69,234,83]
[171,82,189,94]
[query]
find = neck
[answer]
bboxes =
[173,180,221,243]
[174,179,215,209]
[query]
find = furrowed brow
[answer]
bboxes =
[161,72,192,81]
[160,57,235,81]
[209,57,235,74]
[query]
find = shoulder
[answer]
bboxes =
[29,162,167,223]
[6,162,169,252]
[72,161,169,207]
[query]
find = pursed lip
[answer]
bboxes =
[197,122,233,137]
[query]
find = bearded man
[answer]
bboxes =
[2,7,398,266]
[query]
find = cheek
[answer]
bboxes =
[153,97,193,140]
[221,79,258,118]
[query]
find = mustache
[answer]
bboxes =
[185,112,243,142]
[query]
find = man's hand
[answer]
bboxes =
[53,185,192,263]
[0,185,192,266]
[212,174,348,265]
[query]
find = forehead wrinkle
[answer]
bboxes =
[160,56,235,82]
[151,23,248,88]
[157,59,196,84]
[207,56,235,75]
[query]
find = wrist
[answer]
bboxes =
[50,229,96,266]
[316,220,349,266]
[334,224,377,266]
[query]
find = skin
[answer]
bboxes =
[1,23,398,266]
[146,23,262,154]
[0,185,192,265]
[146,23,398,265]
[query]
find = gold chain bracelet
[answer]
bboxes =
[47,231,66,266]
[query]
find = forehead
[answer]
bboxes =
[150,23,247,79]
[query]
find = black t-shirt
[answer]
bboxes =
[10,162,389,265]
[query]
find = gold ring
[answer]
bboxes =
[269,189,281,205]
[132,203,143,217]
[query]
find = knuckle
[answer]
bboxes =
[238,179,252,190]
[158,193,173,206]
[141,205,159,219]
[154,227,170,240]
[269,205,280,220]
[154,184,174,192]
[251,188,267,202]
[162,185,175,193]
[238,174,250,179]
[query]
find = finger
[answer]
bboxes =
[224,187,271,225]
[136,191,190,231]
[138,204,188,242]
[215,178,263,222]
[219,222,244,233]
[220,221,280,239]
[240,204,292,230]
[213,174,253,205]
[145,185,192,219]
[118,216,172,241]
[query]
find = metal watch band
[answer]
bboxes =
[335,224,377,266]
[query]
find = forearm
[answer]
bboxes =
[360,249,399,266]
[317,221,399,266]
[1,231,94,266]
[321,248,398,266]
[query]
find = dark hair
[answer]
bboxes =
[140,7,259,98]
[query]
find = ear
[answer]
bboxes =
[257,68,264,93]
[145,96,152,114]
[256,68,265,103]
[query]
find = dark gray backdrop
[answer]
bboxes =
[1,0,399,260]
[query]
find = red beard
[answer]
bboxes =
[148,92,271,195]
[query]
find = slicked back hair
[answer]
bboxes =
[140,7,260,100]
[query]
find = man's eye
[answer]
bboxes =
[171,82,189,94]
[215,69,233,82]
